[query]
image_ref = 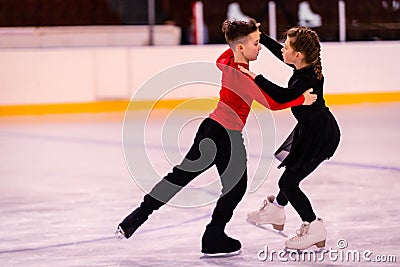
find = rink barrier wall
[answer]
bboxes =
[1,92,399,116]
[0,41,399,116]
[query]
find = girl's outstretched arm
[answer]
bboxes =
[235,68,307,110]
[260,33,295,68]
[251,84,305,111]
[238,65,315,104]
[259,33,284,62]
[254,74,312,103]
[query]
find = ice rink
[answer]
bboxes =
[0,102,399,266]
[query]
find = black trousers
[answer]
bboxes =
[276,160,323,223]
[141,118,247,229]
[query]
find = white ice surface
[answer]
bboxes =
[0,103,399,266]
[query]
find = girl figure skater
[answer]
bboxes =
[116,19,316,256]
[239,27,341,250]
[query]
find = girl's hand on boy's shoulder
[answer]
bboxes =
[238,65,257,79]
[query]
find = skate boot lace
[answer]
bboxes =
[290,223,310,242]
[259,199,269,211]
[249,199,269,215]
[250,199,268,218]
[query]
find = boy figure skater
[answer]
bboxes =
[116,19,316,256]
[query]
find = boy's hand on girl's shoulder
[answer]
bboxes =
[303,88,317,105]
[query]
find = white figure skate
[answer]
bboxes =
[247,195,286,232]
[227,2,250,21]
[285,218,327,250]
[298,1,322,28]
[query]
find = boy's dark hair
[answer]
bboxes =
[222,18,259,45]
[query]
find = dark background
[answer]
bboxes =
[0,0,399,43]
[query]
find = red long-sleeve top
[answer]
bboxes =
[209,48,305,131]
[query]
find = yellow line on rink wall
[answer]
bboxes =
[324,92,400,105]
[0,92,399,116]
[0,100,130,116]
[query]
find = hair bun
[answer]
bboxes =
[222,20,233,34]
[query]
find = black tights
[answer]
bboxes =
[141,118,247,229]
[276,161,323,223]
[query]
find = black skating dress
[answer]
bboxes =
[255,33,341,170]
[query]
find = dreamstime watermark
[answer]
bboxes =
[257,238,397,263]
[123,62,277,208]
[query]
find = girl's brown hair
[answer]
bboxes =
[222,18,259,45]
[285,26,323,80]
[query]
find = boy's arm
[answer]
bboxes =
[216,48,313,109]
